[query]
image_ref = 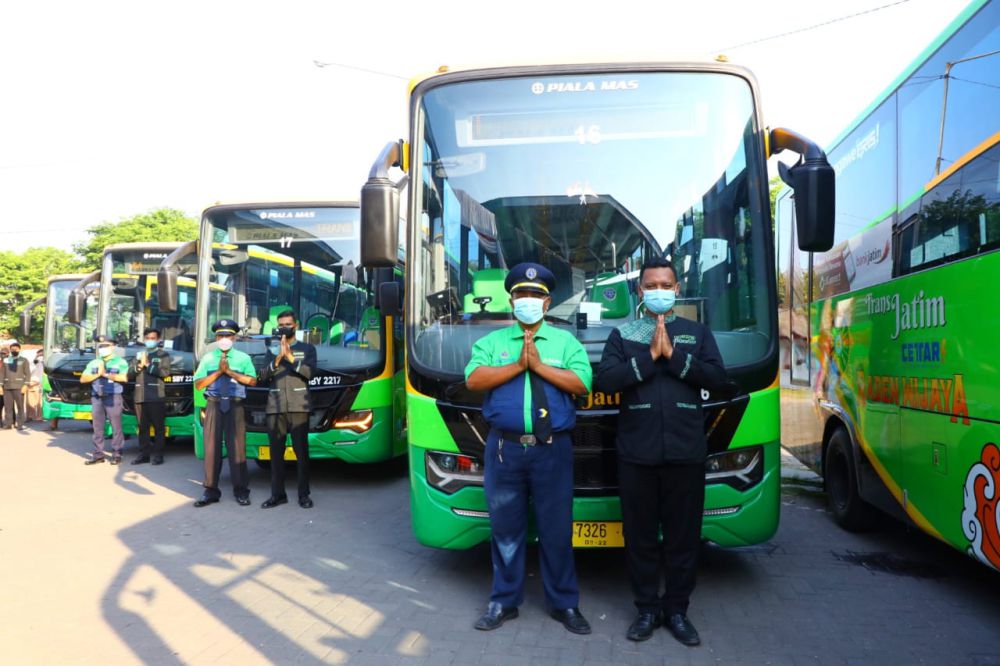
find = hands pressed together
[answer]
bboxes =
[519,330,542,372]
[649,314,674,361]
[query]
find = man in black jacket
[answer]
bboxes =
[596,257,729,647]
[129,328,172,465]
[1,342,32,430]
[260,310,317,509]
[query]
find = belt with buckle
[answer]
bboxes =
[498,431,548,446]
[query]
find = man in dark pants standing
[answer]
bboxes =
[596,257,729,646]
[192,320,258,507]
[129,328,172,465]
[80,336,130,465]
[1,342,32,430]
[465,263,593,635]
[260,310,317,509]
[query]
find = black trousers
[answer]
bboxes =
[202,399,248,499]
[3,390,26,428]
[267,412,310,499]
[618,458,705,616]
[136,401,167,456]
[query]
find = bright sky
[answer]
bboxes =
[0,0,972,254]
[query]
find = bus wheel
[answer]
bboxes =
[824,427,871,531]
[254,459,271,470]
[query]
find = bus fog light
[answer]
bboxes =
[427,451,484,494]
[705,446,764,491]
[334,409,373,433]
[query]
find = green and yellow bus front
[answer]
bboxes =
[360,63,833,549]
[178,203,404,464]
[94,243,198,438]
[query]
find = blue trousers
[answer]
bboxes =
[91,394,123,456]
[483,429,578,610]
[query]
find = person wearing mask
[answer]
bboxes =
[128,328,172,465]
[596,257,730,646]
[260,310,318,509]
[26,350,45,422]
[1,342,32,430]
[192,320,258,507]
[465,263,593,635]
[80,335,130,464]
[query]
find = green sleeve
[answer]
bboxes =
[564,336,593,393]
[464,334,495,381]
[83,359,99,375]
[193,356,213,380]
[235,354,257,376]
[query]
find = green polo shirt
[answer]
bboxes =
[465,322,592,433]
[194,348,256,379]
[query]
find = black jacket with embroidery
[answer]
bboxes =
[595,315,729,464]
[261,342,317,414]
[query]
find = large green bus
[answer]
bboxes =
[359,62,833,549]
[156,202,405,465]
[68,243,199,439]
[20,274,100,427]
[778,0,999,569]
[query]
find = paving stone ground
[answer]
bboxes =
[1,422,998,665]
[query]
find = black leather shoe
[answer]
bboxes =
[261,495,288,509]
[550,608,592,635]
[151,456,164,465]
[474,602,518,631]
[626,611,662,642]
[109,455,122,466]
[84,456,106,465]
[665,613,700,646]
[299,496,314,509]
[193,494,220,508]
[236,495,251,506]
[131,456,150,465]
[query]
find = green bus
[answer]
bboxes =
[20,274,100,427]
[778,0,999,569]
[156,202,405,465]
[68,243,199,439]
[359,62,833,549]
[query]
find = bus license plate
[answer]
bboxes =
[73,412,91,420]
[572,521,623,548]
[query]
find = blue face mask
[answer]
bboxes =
[643,289,677,315]
[144,340,158,350]
[512,297,545,325]
[268,344,281,356]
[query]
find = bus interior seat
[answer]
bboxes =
[462,268,511,314]
[590,272,631,320]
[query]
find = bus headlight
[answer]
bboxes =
[705,446,764,491]
[333,409,373,433]
[426,451,484,494]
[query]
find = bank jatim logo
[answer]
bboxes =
[962,442,1000,570]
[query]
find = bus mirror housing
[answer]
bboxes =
[770,127,836,252]
[361,140,407,267]
[67,289,85,325]
[20,310,32,338]
[157,241,198,313]
[378,281,402,319]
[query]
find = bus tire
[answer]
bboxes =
[824,427,871,532]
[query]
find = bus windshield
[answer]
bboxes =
[200,205,383,373]
[411,70,772,377]
[46,279,98,360]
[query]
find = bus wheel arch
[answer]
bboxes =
[822,422,872,532]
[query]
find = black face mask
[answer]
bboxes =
[9,351,18,358]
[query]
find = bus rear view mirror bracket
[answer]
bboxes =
[157,241,198,313]
[361,140,408,268]
[67,269,101,325]
[20,295,45,338]
[378,281,402,319]
[770,127,836,253]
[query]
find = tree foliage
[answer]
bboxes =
[0,247,81,342]
[73,208,198,270]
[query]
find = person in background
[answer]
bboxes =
[128,328,172,465]
[79,335,130,464]
[1,342,32,430]
[26,350,45,422]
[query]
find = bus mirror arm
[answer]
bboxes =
[769,127,836,253]
[157,241,198,313]
[67,269,101,325]
[378,281,402,319]
[361,140,406,268]
[20,295,45,338]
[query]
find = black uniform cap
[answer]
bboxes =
[504,263,555,295]
[212,319,239,335]
[94,334,114,345]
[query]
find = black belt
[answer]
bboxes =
[206,397,244,403]
[496,430,557,446]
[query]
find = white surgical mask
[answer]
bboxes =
[98,346,115,358]
[513,297,545,325]
[217,338,234,351]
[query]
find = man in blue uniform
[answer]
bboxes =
[192,320,258,507]
[465,262,593,635]
[596,257,730,646]
[80,335,130,465]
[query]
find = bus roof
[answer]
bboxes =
[824,0,989,152]
[200,199,360,216]
[47,273,90,283]
[102,242,188,254]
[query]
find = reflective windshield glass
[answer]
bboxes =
[202,206,383,372]
[411,71,771,376]
[46,279,98,360]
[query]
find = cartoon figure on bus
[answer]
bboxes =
[961,442,1000,571]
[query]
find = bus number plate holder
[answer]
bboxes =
[572,521,623,548]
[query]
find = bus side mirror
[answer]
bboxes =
[20,310,31,338]
[378,281,402,319]
[361,140,406,268]
[157,267,179,313]
[67,289,85,325]
[771,127,836,252]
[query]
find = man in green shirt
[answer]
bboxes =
[79,335,130,465]
[465,262,593,635]
[192,319,258,507]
